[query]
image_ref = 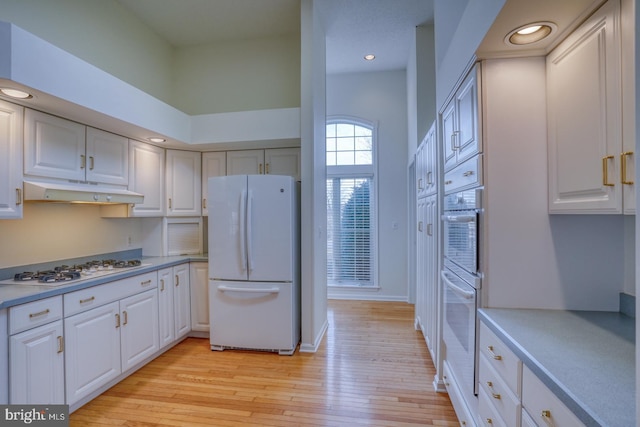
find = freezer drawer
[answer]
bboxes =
[209,280,299,355]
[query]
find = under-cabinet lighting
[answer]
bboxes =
[0,88,33,99]
[148,137,166,143]
[505,22,556,46]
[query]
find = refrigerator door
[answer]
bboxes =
[208,175,249,281]
[209,280,296,353]
[246,175,294,282]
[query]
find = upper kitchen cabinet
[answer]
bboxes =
[202,152,226,216]
[547,0,624,214]
[620,0,635,214]
[442,65,481,172]
[128,140,165,217]
[166,150,201,217]
[226,148,300,181]
[24,110,128,186]
[0,99,24,219]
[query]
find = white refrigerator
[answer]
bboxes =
[208,174,300,355]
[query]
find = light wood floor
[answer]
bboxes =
[70,300,460,426]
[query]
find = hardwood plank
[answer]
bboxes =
[70,300,460,426]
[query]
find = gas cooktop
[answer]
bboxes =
[0,259,150,287]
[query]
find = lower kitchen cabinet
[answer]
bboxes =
[9,296,64,404]
[158,263,191,347]
[10,320,64,404]
[190,262,209,332]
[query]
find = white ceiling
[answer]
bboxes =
[115,0,435,75]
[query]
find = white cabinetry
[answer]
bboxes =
[227,148,300,180]
[166,150,201,216]
[128,140,165,216]
[190,262,209,332]
[620,0,635,214]
[0,99,24,219]
[201,152,226,216]
[158,263,191,347]
[547,0,624,213]
[24,109,128,185]
[442,66,481,172]
[64,272,158,405]
[9,296,64,404]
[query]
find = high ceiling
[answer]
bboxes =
[115,0,435,75]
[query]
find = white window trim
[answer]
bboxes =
[326,115,379,289]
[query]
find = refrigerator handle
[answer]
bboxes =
[246,189,254,271]
[240,189,247,272]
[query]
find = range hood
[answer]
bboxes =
[23,181,144,204]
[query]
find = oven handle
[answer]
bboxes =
[441,270,475,300]
[442,213,476,223]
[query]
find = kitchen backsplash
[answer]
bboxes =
[0,203,142,268]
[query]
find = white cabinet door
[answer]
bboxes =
[547,0,622,213]
[424,194,438,361]
[9,320,64,404]
[190,262,209,332]
[64,301,121,405]
[424,123,437,196]
[415,197,427,332]
[620,0,635,214]
[157,267,175,347]
[442,65,480,172]
[265,147,300,180]
[202,151,226,216]
[120,289,159,372]
[0,99,23,219]
[226,149,264,175]
[173,263,191,339]
[129,140,165,216]
[166,150,201,216]
[86,127,128,186]
[24,109,86,181]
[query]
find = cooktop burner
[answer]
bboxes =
[4,259,147,286]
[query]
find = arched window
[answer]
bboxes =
[326,117,377,287]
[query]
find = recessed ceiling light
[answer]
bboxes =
[505,22,556,46]
[364,54,376,61]
[0,88,33,99]
[148,137,166,143]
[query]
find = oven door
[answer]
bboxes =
[442,268,478,402]
[442,209,478,274]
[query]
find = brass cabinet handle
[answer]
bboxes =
[621,152,634,185]
[15,188,22,205]
[89,156,95,170]
[259,163,263,174]
[203,198,207,209]
[602,155,614,186]
[541,410,551,419]
[266,163,270,174]
[418,178,423,190]
[57,336,64,354]
[80,154,86,169]
[115,313,120,328]
[487,345,502,360]
[445,180,453,186]
[450,132,459,151]
[123,311,128,326]
[485,419,493,425]
[418,221,423,232]
[426,223,433,237]
[29,308,50,319]
[427,171,433,185]
[160,279,165,292]
[141,279,152,286]
[79,296,95,304]
[175,275,179,286]
[168,198,172,209]
[463,170,474,177]
[486,381,501,399]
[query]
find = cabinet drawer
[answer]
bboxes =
[522,365,585,427]
[479,354,521,426]
[9,296,63,335]
[64,272,157,317]
[479,322,521,397]
[478,387,508,427]
[443,154,483,194]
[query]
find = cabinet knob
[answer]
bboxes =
[541,410,551,419]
